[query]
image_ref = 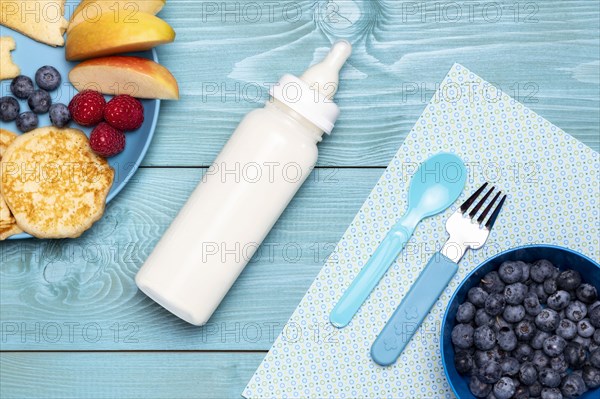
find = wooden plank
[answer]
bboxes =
[0,168,382,350]
[0,352,264,399]
[143,0,600,167]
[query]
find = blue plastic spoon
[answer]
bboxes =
[329,153,467,328]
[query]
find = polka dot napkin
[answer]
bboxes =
[242,64,600,398]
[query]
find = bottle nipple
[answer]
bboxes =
[300,40,352,99]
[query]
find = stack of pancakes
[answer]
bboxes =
[0,127,114,239]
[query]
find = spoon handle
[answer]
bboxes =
[370,252,458,366]
[330,225,412,328]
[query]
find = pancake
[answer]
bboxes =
[0,128,18,157]
[0,223,22,240]
[0,36,20,80]
[0,128,21,239]
[1,127,114,238]
[1,1,68,47]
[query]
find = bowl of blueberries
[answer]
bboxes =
[441,245,600,399]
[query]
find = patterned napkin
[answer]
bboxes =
[242,64,600,398]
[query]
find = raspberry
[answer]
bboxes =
[90,122,125,158]
[68,90,106,126]
[104,95,144,131]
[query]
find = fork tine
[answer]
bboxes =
[460,183,488,213]
[484,194,507,230]
[469,186,495,218]
[477,191,501,224]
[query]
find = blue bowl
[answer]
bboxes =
[441,245,600,399]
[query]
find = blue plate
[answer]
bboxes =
[0,1,160,240]
[441,245,600,399]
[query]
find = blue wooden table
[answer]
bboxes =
[1,1,599,398]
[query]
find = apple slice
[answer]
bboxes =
[68,0,166,33]
[69,56,179,100]
[66,12,175,61]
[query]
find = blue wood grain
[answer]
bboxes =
[143,0,600,167]
[1,0,599,397]
[0,168,382,350]
[0,352,264,399]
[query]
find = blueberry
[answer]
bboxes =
[482,271,506,294]
[531,260,555,283]
[452,323,474,349]
[565,301,587,322]
[543,335,567,357]
[27,89,51,114]
[476,308,494,327]
[572,335,591,348]
[593,329,600,345]
[469,287,490,308]
[498,261,524,284]
[547,291,571,311]
[577,318,595,338]
[556,269,582,291]
[519,362,538,385]
[515,319,536,341]
[560,373,587,398]
[10,75,35,99]
[500,357,520,376]
[524,292,543,316]
[513,384,529,399]
[493,376,516,399]
[521,263,531,282]
[0,96,20,122]
[564,343,587,369]
[556,319,578,340]
[589,304,600,328]
[455,350,474,375]
[532,350,551,371]
[536,309,560,332]
[48,103,71,128]
[540,387,563,399]
[15,112,38,133]
[35,66,61,91]
[505,282,528,305]
[529,381,543,397]
[514,343,534,362]
[479,360,503,384]
[504,305,526,323]
[591,348,600,368]
[582,365,600,389]
[544,278,558,295]
[590,301,600,313]
[533,283,550,304]
[532,331,551,350]
[550,354,568,374]
[470,375,493,398]
[485,293,506,316]
[497,327,517,351]
[575,283,597,304]
[457,302,477,323]
[539,368,561,388]
[474,325,497,351]
[492,316,512,333]
[475,348,507,368]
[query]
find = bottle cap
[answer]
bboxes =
[270,40,352,134]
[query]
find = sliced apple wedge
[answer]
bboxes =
[68,0,166,33]
[66,12,175,61]
[69,56,179,100]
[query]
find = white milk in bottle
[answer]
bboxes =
[136,41,352,325]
